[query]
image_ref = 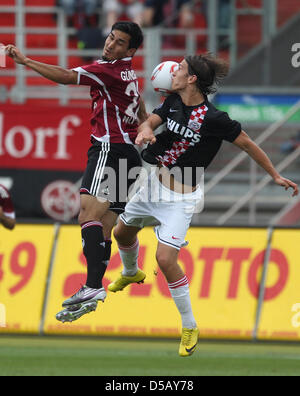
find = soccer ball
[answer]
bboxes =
[151,61,179,95]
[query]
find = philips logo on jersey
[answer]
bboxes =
[167,118,201,145]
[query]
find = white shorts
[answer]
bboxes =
[120,169,204,250]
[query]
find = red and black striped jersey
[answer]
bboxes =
[73,57,140,144]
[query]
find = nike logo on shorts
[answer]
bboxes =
[172,236,180,240]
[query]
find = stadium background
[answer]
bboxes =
[1,0,300,376]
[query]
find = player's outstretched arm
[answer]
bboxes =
[5,45,77,85]
[0,206,15,230]
[135,114,162,146]
[233,130,299,197]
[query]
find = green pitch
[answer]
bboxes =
[0,335,300,376]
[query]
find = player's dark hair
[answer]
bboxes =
[111,21,144,50]
[185,54,229,95]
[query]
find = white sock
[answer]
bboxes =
[168,276,197,329]
[118,239,139,276]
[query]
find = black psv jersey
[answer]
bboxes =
[142,94,242,186]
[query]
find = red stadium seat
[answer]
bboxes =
[26,76,57,85]
[26,34,57,48]
[25,13,57,28]
[3,56,16,69]
[0,0,15,5]
[68,56,85,69]
[0,34,15,46]
[277,0,300,27]
[0,76,16,87]
[0,12,15,26]
[25,0,55,5]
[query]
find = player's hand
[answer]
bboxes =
[5,45,28,65]
[274,176,299,197]
[135,127,156,146]
[0,206,4,219]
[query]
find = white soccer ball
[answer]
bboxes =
[151,61,179,95]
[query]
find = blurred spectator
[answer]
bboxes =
[57,0,99,27]
[218,0,231,30]
[201,0,232,49]
[142,0,193,28]
[102,0,144,36]
[58,0,98,17]
[201,0,250,49]
[218,0,231,49]
[57,0,104,61]
[280,131,300,154]
[172,0,194,28]
[142,0,168,27]
[77,25,105,60]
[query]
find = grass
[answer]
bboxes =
[1,335,300,376]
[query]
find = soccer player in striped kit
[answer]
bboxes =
[0,184,16,230]
[108,54,299,356]
[6,22,147,322]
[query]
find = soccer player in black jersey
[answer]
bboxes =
[108,54,299,357]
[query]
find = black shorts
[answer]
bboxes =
[81,140,142,215]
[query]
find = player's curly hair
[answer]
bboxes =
[185,54,229,95]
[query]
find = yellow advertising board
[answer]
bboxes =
[187,227,269,339]
[0,225,55,333]
[2,224,299,340]
[43,225,182,337]
[257,229,300,341]
[43,226,270,339]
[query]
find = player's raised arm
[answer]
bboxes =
[233,130,299,197]
[5,44,77,85]
[135,113,162,146]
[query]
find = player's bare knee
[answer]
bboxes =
[156,251,173,272]
[114,224,136,246]
[78,207,96,225]
[113,228,129,246]
[113,224,124,243]
[78,210,84,225]
[78,207,88,225]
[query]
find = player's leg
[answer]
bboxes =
[56,143,113,323]
[56,195,111,323]
[101,209,118,267]
[156,243,197,330]
[115,220,140,274]
[108,218,146,292]
[79,194,111,289]
[155,242,198,357]
[107,144,147,292]
[152,189,202,357]
[83,208,118,286]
